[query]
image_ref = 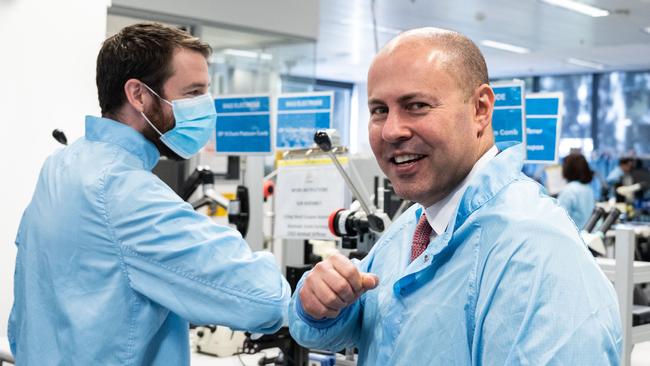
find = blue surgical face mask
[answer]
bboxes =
[141,83,217,159]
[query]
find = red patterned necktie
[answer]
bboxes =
[410,212,433,262]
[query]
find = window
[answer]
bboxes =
[538,74,593,157]
[538,74,593,139]
[597,71,650,156]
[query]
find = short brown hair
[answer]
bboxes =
[96,23,211,116]
[562,153,593,184]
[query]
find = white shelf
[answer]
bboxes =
[596,226,650,366]
[633,324,650,344]
[596,258,650,284]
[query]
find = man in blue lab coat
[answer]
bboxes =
[10,23,289,365]
[289,28,621,365]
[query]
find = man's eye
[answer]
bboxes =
[370,106,388,115]
[406,102,430,112]
[185,89,203,97]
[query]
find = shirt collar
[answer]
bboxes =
[424,145,498,235]
[84,115,160,170]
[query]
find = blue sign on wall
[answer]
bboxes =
[525,93,563,163]
[492,82,525,144]
[494,85,523,107]
[214,95,272,154]
[276,92,333,150]
[526,97,560,116]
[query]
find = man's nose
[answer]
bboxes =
[381,111,412,143]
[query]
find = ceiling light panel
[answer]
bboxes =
[480,40,530,54]
[539,0,610,17]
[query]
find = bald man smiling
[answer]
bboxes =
[288,28,621,365]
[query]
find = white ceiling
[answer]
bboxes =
[311,0,650,82]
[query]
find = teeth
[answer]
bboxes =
[394,154,422,164]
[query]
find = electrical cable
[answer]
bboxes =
[370,0,379,53]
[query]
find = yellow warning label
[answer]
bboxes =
[277,157,348,167]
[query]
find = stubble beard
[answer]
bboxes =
[141,98,184,161]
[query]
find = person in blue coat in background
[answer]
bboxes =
[606,157,636,199]
[288,28,621,365]
[557,153,596,229]
[9,23,289,365]
[606,157,635,188]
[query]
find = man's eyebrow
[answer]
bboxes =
[184,82,209,90]
[369,93,439,106]
[368,98,385,106]
[396,93,435,104]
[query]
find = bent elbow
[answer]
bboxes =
[242,277,290,334]
[248,307,286,334]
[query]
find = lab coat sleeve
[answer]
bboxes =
[103,170,290,334]
[288,257,370,351]
[473,222,621,365]
[8,213,26,356]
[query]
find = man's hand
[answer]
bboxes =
[299,253,379,319]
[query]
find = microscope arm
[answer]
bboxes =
[314,130,391,233]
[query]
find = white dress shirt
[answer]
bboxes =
[425,145,499,235]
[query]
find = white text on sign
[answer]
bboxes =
[222,101,261,109]
[285,99,324,108]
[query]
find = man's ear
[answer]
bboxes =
[124,79,149,113]
[473,84,495,135]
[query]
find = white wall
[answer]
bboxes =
[0,0,108,337]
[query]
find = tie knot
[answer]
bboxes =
[411,212,433,262]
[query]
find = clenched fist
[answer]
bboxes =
[299,253,379,319]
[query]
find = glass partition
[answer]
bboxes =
[203,25,316,96]
[106,13,317,98]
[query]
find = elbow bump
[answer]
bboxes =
[250,305,285,333]
[258,285,289,330]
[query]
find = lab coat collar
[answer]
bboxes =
[424,145,499,236]
[396,142,525,294]
[454,141,524,228]
[85,115,160,170]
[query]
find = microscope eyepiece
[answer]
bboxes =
[314,130,332,152]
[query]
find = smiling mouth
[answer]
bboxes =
[391,154,426,165]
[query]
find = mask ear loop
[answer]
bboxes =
[141,111,164,136]
[140,82,173,136]
[141,82,173,106]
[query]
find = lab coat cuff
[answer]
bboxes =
[295,292,351,329]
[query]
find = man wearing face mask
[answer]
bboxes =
[9,23,290,365]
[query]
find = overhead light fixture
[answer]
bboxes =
[223,49,273,61]
[480,40,530,54]
[643,26,650,34]
[539,0,610,17]
[566,57,604,70]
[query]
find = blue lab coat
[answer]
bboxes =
[289,143,621,365]
[9,116,290,365]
